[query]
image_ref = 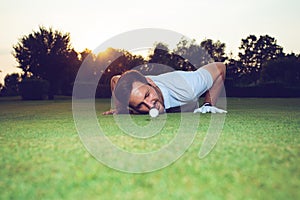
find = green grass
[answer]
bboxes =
[0,97,299,200]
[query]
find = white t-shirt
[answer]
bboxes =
[147,68,213,110]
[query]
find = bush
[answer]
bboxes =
[96,84,111,98]
[226,84,300,98]
[19,78,49,100]
[261,56,300,87]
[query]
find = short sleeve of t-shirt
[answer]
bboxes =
[147,68,213,109]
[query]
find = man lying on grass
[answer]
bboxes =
[103,62,227,115]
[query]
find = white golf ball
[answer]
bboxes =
[149,107,159,118]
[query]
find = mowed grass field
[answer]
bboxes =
[0,97,299,200]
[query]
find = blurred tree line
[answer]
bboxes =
[0,26,299,99]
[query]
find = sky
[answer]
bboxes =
[1,0,300,84]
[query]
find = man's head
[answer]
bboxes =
[113,70,164,114]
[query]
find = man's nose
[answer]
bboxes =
[144,99,154,109]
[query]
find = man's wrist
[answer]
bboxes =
[203,102,212,107]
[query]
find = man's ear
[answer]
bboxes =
[146,77,157,87]
[111,75,121,91]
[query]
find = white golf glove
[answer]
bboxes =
[193,103,227,114]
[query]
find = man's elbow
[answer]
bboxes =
[215,62,226,77]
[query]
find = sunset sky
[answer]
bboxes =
[1,0,300,84]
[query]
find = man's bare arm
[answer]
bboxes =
[102,75,121,115]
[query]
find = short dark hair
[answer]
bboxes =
[114,70,148,110]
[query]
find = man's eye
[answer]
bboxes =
[145,90,150,98]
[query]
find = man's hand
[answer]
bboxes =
[102,109,117,115]
[193,103,227,114]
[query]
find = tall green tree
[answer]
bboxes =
[13,26,80,99]
[147,41,195,73]
[200,39,227,62]
[238,35,284,84]
[97,48,145,85]
[173,39,212,69]
[225,52,245,86]
[76,47,146,97]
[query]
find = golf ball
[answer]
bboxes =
[149,107,159,118]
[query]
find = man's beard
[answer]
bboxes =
[149,84,165,112]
